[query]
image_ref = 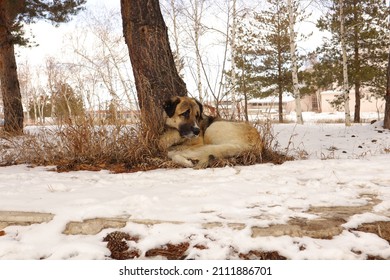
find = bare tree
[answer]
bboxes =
[44,57,63,120]
[287,0,303,125]
[229,0,239,119]
[181,0,209,102]
[58,6,138,122]
[169,0,182,58]
[18,61,50,125]
[162,0,185,76]
[17,60,33,124]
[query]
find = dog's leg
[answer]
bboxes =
[167,151,194,167]
[159,129,184,150]
[175,143,253,169]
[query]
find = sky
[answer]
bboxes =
[16,0,121,65]
[14,0,390,70]
[16,0,326,69]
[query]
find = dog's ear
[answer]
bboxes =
[163,97,180,118]
[195,99,203,119]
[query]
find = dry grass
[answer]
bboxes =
[0,117,291,172]
[1,117,171,172]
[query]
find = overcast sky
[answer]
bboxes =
[16,0,330,65]
[16,0,120,65]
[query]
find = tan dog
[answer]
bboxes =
[159,96,262,168]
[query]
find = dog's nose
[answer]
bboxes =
[193,126,200,135]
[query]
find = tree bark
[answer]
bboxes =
[384,48,390,129]
[230,0,237,119]
[340,0,351,126]
[193,0,203,103]
[120,0,187,138]
[0,1,24,135]
[352,0,360,123]
[287,0,303,125]
[277,45,283,123]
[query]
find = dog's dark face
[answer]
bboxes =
[163,96,203,139]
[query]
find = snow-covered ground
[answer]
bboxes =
[0,120,389,260]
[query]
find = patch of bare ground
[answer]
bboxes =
[103,231,288,260]
[103,231,140,260]
[354,221,390,244]
[145,243,190,260]
[239,250,287,260]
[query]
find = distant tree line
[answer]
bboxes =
[27,83,84,123]
[225,0,389,123]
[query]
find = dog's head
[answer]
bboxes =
[163,96,203,139]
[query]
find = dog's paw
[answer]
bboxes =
[193,161,208,169]
[193,155,214,169]
[168,151,194,168]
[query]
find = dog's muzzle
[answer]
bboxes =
[179,123,200,138]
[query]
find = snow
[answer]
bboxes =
[0,120,390,260]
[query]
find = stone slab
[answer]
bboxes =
[0,211,54,230]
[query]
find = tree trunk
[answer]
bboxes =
[340,0,351,126]
[278,84,283,123]
[353,0,360,123]
[384,48,390,129]
[287,0,303,125]
[230,0,237,119]
[354,80,360,123]
[0,2,24,135]
[120,0,187,138]
[194,0,203,103]
[278,49,283,123]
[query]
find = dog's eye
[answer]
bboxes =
[181,109,190,119]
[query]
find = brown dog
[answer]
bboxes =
[159,96,262,168]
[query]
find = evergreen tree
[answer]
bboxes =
[106,100,118,125]
[53,83,84,122]
[317,0,389,123]
[226,0,292,123]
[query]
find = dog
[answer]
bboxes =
[159,96,262,169]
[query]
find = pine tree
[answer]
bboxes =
[53,83,85,122]
[227,0,292,123]
[317,0,389,123]
[0,0,85,135]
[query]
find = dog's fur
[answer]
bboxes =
[159,96,262,168]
